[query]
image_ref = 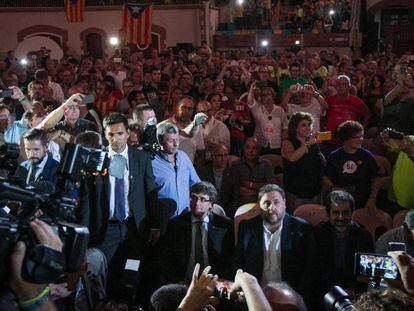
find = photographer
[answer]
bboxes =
[8,219,62,311]
[379,74,414,134]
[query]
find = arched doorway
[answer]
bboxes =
[126,33,161,57]
[86,33,104,59]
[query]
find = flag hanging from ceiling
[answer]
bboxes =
[122,2,154,45]
[64,0,85,22]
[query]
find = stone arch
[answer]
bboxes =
[80,27,108,58]
[17,25,68,49]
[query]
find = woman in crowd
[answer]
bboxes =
[323,120,380,212]
[247,82,288,155]
[282,112,325,212]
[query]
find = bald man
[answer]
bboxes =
[197,144,239,217]
[230,137,276,205]
[263,282,307,311]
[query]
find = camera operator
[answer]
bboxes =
[15,128,60,194]
[7,219,62,311]
[132,104,158,148]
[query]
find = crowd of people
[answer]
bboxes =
[233,0,352,33]
[0,40,414,311]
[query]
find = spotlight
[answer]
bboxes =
[329,9,335,15]
[109,37,119,46]
[261,40,269,47]
[295,40,301,45]
[20,58,28,66]
[237,0,244,4]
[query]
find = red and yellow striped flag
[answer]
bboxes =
[64,0,85,23]
[122,2,154,45]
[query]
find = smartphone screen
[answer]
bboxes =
[1,89,13,98]
[355,252,400,280]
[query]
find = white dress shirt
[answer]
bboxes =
[261,222,283,286]
[186,213,210,281]
[26,154,49,183]
[108,146,130,220]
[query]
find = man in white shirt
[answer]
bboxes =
[196,100,230,161]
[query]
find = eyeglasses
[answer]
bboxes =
[190,194,211,203]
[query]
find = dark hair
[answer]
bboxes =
[156,122,179,144]
[128,90,146,106]
[103,112,129,130]
[76,75,90,85]
[34,69,48,81]
[324,190,355,214]
[289,62,301,70]
[404,210,414,230]
[103,75,115,88]
[0,104,11,113]
[22,110,34,122]
[336,120,364,142]
[23,128,48,146]
[133,104,154,121]
[287,112,314,141]
[74,131,102,148]
[150,284,187,311]
[355,288,414,311]
[258,184,285,201]
[190,181,218,204]
[205,92,221,102]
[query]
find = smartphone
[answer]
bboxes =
[316,131,332,142]
[388,130,404,140]
[355,252,400,280]
[0,89,13,98]
[388,242,406,252]
[82,94,95,105]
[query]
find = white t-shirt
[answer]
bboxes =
[287,98,325,132]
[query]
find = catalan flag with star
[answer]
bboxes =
[64,0,85,23]
[122,2,154,45]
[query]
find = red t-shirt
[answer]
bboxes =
[326,95,370,131]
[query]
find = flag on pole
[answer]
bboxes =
[64,0,85,23]
[122,2,154,45]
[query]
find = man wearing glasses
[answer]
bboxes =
[160,181,234,284]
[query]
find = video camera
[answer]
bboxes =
[0,143,108,285]
[139,117,160,158]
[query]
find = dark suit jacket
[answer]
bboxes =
[197,164,240,218]
[15,155,60,193]
[81,147,159,247]
[233,214,317,298]
[160,211,234,284]
[314,221,374,294]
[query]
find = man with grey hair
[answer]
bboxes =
[326,74,371,132]
[160,181,234,284]
[151,122,200,217]
[376,209,414,257]
[233,184,317,307]
[263,282,307,311]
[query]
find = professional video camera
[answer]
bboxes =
[0,142,19,174]
[0,143,108,286]
[139,116,160,158]
[324,286,356,311]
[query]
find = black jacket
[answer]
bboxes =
[160,211,234,283]
[197,164,240,218]
[314,221,374,294]
[80,147,159,247]
[233,214,317,301]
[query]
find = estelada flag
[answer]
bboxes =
[64,0,85,22]
[122,2,154,45]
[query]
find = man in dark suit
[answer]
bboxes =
[80,112,160,297]
[15,128,59,193]
[314,191,374,297]
[233,184,317,306]
[197,144,239,218]
[160,181,234,284]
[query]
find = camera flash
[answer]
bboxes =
[261,40,269,47]
[329,9,335,15]
[20,59,28,66]
[295,40,300,45]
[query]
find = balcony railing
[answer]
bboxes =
[0,0,204,7]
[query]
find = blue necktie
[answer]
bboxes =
[114,155,126,221]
